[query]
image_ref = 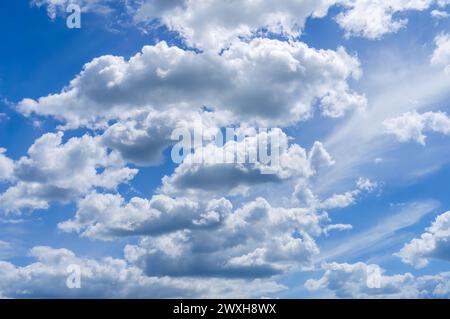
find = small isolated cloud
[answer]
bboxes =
[129,0,333,50]
[431,9,450,18]
[383,111,450,145]
[31,0,450,46]
[14,0,450,299]
[130,0,447,46]
[294,177,377,210]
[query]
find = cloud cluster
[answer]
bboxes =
[0,246,285,298]
[397,211,450,268]
[0,132,136,213]
[383,111,450,145]
[130,0,333,50]
[0,148,14,182]
[123,197,327,278]
[18,39,365,130]
[32,0,450,46]
[100,109,226,166]
[305,261,450,298]
[58,190,349,280]
[12,0,450,298]
[58,193,231,240]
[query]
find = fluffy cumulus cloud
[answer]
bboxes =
[0,246,285,298]
[397,211,450,268]
[161,129,335,196]
[57,191,350,280]
[58,193,232,240]
[0,132,137,213]
[383,111,450,145]
[305,262,450,298]
[335,0,435,39]
[431,33,450,71]
[130,0,334,50]
[128,0,450,45]
[431,9,450,18]
[0,148,14,182]
[18,39,365,129]
[100,109,226,166]
[100,111,176,167]
[123,197,327,278]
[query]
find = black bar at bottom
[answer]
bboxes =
[0,299,447,317]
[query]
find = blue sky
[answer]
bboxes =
[1,0,450,298]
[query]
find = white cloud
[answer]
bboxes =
[397,211,450,268]
[305,261,450,298]
[323,224,353,236]
[58,192,232,240]
[100,109,226,166]
[335,0,434,39]
[0,246,285,298]
[130,0,446,46]
[0,132,137,213]
[294,177,377,210]
[0,149,14,182]
[32,0,449,46]
[383,111,450,145]
[431,33,450,71]
[431,9,450,18]
[130,0,334,50]
[123,197,325,278]
[18,0,450,298]
[61,192,347,279]
[161,129,334,196]
[18,39,365,129]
